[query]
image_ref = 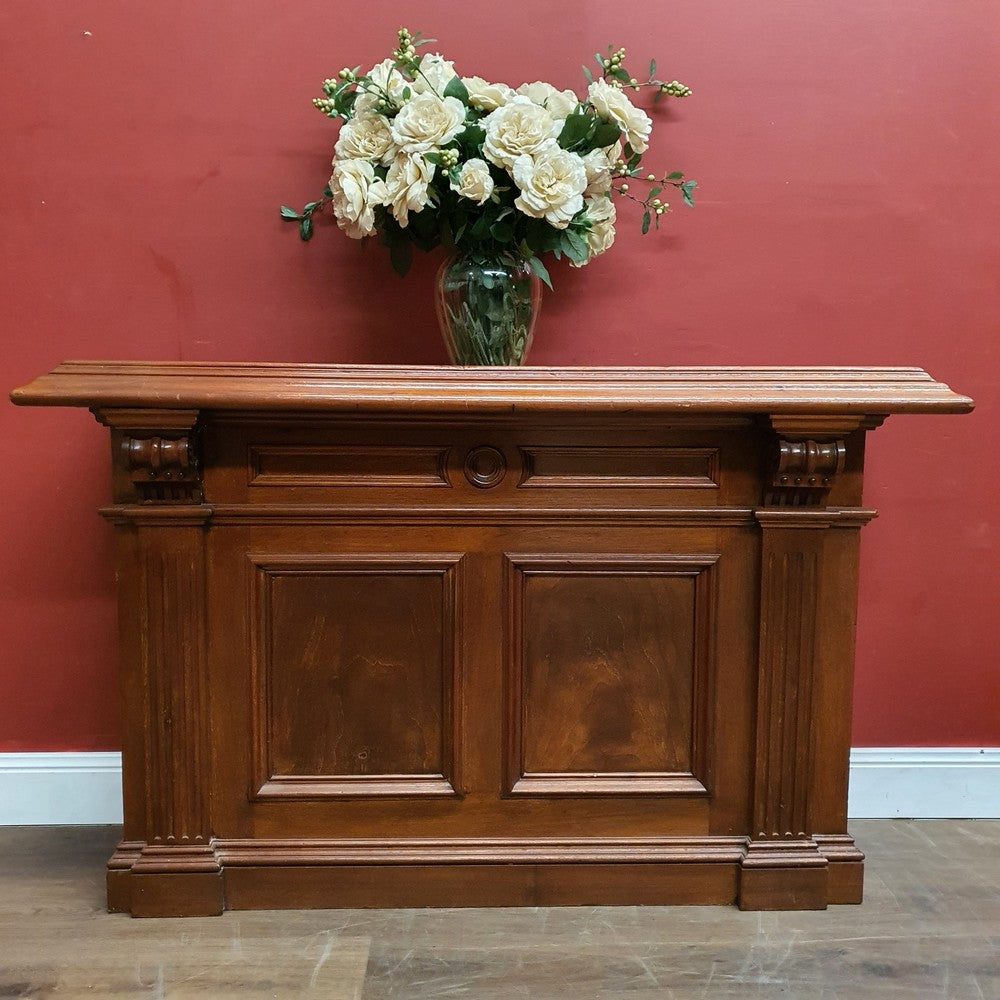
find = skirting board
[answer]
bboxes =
[846,748,1000,819]
[0,749,997,825]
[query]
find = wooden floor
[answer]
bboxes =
[0,822,997,999]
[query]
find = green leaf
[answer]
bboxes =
[299,217,313,241]
[280,206,302,220]
[323,185,333,198]
[666,171,684,181]
[523,219,563,255]
[582,65,594,84]
[641,210,651,235]
[470,214,491,240]
[303,201,321,214]
[491,220,515,243]
[443,75,470,105]
[562,231,589,265]
[425,151,443,166]
[649,58,657,78]
[527,255,553,291]
[594,52,605,69]
[590,120,621,148]
[557,112,595,150]
[648,187,662,199]
[457,123,486,153]
[611,67,630,83]
[388,237,412,277]
[681,179,698,207]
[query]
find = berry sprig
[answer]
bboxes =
[612,159,697,233]
[583,45,692,101]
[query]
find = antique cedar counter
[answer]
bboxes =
[11,363,973,916]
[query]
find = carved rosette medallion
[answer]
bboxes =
[464,446,506,489]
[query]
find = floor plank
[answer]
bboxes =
[0,822,997,998]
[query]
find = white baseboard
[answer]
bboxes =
[0,753,123,826]
[0,749,997,825]
[846,748,1000,819]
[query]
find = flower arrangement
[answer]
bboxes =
[282,28,695,289]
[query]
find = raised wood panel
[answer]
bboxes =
[518,446,719,489]
[248,445,450,488]
[250,554,462,798]
[504,554,717,796]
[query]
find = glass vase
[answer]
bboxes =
[434,253,542,366]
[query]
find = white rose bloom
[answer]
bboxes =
[587,78,652,153]
[354,58,408,115]
[482,96,562,171]
[516,81,579,121]
[581,147,614,196]
[463,76,515,112]
[390,93,466,154]
[512,144,587,229]
[412,53,457,95]
[335,114,395,165]
[382,152,436,228]
[450,157,494,205]
[329,159,386,239]
[572,195,617,265]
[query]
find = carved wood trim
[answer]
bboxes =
[464,446,507,488]
[247,444,451,489]
[752,532,823,841]
[253,775,458,798]
[135,526,213,849]
[215,836,748,866]
[517,446,719,489]
[122,435,202,502]
[14,362,973,416]
[94,407,204,503]
[207,505,757,526]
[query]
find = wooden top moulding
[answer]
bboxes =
[11,362,973,417]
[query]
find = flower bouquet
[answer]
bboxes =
[282,28,694,365]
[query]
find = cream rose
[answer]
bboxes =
[411,53,457,95]
[573,195,617,265]
[354,58,408,115]
[382,152,436,228]
[512,144,587,229]
[450,158,494,205]
[463,76,515,112]
[516,81,579,121]
[334,114,395,165]
[581,147,614,196]
[390,93,466,154]
[482,96,562,171]
[587,79,652,153]
[329,159,386,239]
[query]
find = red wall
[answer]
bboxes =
[2,2,997,750]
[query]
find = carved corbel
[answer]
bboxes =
[766,438,846,506]
[765,414,880,507]
[93,408,203,503]
[120,434,200,502]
